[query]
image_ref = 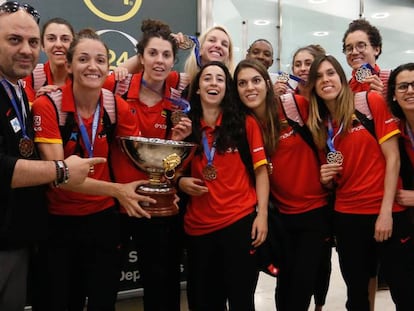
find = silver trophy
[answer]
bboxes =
[119,136,197,217]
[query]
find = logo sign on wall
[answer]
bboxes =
[28,0,196,71]
[83,0,142,22]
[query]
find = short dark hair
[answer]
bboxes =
[342,19,382,59]
[41,17,75,46]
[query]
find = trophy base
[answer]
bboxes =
[136,185,178,217]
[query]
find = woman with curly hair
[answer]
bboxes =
[178,61,269,310]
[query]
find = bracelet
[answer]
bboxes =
[61,160,70,184]
[53,160,69,187]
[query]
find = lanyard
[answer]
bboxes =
[76,103,100,158]
[188,35,202,68]
[326,116,344,153]
[141,78,190,113]
[0,79,29,139]
[202,130,216,166]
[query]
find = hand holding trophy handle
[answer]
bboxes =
[119,137,197,217]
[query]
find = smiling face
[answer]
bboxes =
[246,40,273,69]
[200,29,230,65]
[315,60,342,105]
[292,50,314,82]
[67,38,109,90]
[140,37,174,83]
[197,64,226,108]
[42,22,73,67]
[394,70,414,115]
[344,30,380,70]
[236,67,267,114]
[0,10,40,83]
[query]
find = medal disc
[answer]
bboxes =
[202,165,217,181]
[276,72,290,83]
[177,35,195,50]
[326,151,344,165]
[355,67,372,83]
[171,110,187,126]
[19,137,34,158]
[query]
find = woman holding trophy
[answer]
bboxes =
[31,28,155,310]
[105,19,193,311]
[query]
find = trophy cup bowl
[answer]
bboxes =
[119,136,197,217]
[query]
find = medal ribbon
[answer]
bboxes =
[186,35,202,68]
[141,78,190,113]
[202,131,216,167]
[277,71,305,89]
[0,79,29,139]
[360,63,378,75]
[326,117,344,153]
[405,122,414,150]
[76,103,100,158]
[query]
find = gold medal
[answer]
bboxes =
[326,151,344,165]
[202,165,217,181]
[19,137,34,158]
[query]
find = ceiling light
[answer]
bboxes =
[313,31,329,37]
[254,19,270,26]
[405,50,414,54]
[371,12,389,19]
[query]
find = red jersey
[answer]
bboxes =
[32,82,139,216]
[349,64,390,98]
[104,71,187,213]
[104,71,187,138]
[184,114,268,236]
[22,62,71,103]
[271,95,328,214]
[331,92,404,214]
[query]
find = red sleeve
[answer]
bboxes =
[367,91,400,144]
[102,73,116,93]
[245,115,267,169]
[32,95,62,144]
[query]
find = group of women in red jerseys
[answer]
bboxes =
[23,12,414,311]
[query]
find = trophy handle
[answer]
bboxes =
[162,153,181,180]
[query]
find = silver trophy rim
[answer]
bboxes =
[118,136,197,148]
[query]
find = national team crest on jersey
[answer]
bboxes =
[33,115,42,131]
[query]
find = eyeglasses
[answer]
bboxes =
[396,81,414,93]
[0,1,40,24]
[343,42,369,55]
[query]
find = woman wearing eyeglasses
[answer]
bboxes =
[342,19,390,98]
[342,19,392,306]
[307,54,414,311]
[387,62,414,231]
